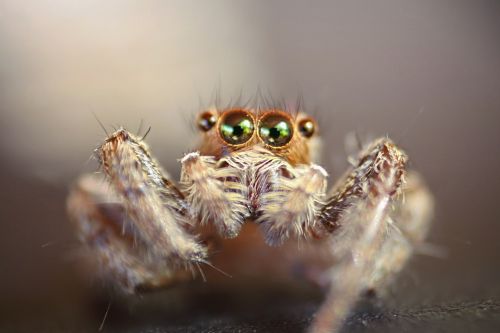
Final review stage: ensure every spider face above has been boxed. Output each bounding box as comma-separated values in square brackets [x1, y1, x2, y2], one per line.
[196, 109, 318, 165]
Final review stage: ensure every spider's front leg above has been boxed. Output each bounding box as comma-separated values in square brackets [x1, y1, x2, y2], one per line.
[67, 129, 207, 293]
[308, 138, 433, 333]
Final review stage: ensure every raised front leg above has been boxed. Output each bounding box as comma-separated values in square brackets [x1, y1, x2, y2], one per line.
[67, 129, 207, 293]
[309, 138, 433, 333]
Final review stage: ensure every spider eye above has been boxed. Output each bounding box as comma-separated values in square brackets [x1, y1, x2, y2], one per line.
[197, 112, 217, 131]
[298, 118, 315, 138]
[219, 110, 255, 145]
[258, 113, 293, 147]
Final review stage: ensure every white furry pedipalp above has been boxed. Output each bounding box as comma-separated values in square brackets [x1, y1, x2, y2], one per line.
[181, 145, 328, 245]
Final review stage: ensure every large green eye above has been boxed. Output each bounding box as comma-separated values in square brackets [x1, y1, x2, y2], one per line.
[219, 110, 255, 145]
[258, 113, 293, 147]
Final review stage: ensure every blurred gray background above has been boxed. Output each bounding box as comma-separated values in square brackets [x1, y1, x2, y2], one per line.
[1, 1, 499, 332]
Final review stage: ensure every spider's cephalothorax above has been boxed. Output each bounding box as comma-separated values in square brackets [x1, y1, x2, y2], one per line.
[67, 107, 433, 333]
[196, 108, 318, 164]
[183, 108, 325, 243]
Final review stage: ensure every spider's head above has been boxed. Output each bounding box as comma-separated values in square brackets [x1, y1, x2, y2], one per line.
[195, 108, 320, 165]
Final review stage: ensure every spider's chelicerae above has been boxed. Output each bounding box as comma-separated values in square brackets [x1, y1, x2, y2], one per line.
[67, 106, 433, 333]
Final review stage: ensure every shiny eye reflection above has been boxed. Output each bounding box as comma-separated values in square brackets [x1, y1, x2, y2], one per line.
[197, 112, 217, 131]
[298, 118, 315, 138]
[259, 114, 293, 147]
[219, 111, 254, 145]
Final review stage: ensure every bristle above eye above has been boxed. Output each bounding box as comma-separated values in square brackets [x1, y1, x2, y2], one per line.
[205, 88, 304, 119]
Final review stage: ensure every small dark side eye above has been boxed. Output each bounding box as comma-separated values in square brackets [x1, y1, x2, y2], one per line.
[197, 112, 217, 131]
[298, 118, 315, 138]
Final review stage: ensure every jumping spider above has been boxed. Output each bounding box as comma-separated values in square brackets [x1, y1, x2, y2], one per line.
[67, 107, 433, 333]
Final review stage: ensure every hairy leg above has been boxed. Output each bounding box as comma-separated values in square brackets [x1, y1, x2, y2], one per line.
[67, 129, 207, 293]
[308, 138, 433, 333]
[366, 171, 433, 292]
[67, 175, 188, 293]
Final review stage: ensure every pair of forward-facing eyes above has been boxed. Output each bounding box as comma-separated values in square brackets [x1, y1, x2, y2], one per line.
[197, 109, 316, 148]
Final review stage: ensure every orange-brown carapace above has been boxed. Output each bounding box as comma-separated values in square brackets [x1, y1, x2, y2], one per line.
[196, 108, 318, 165]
